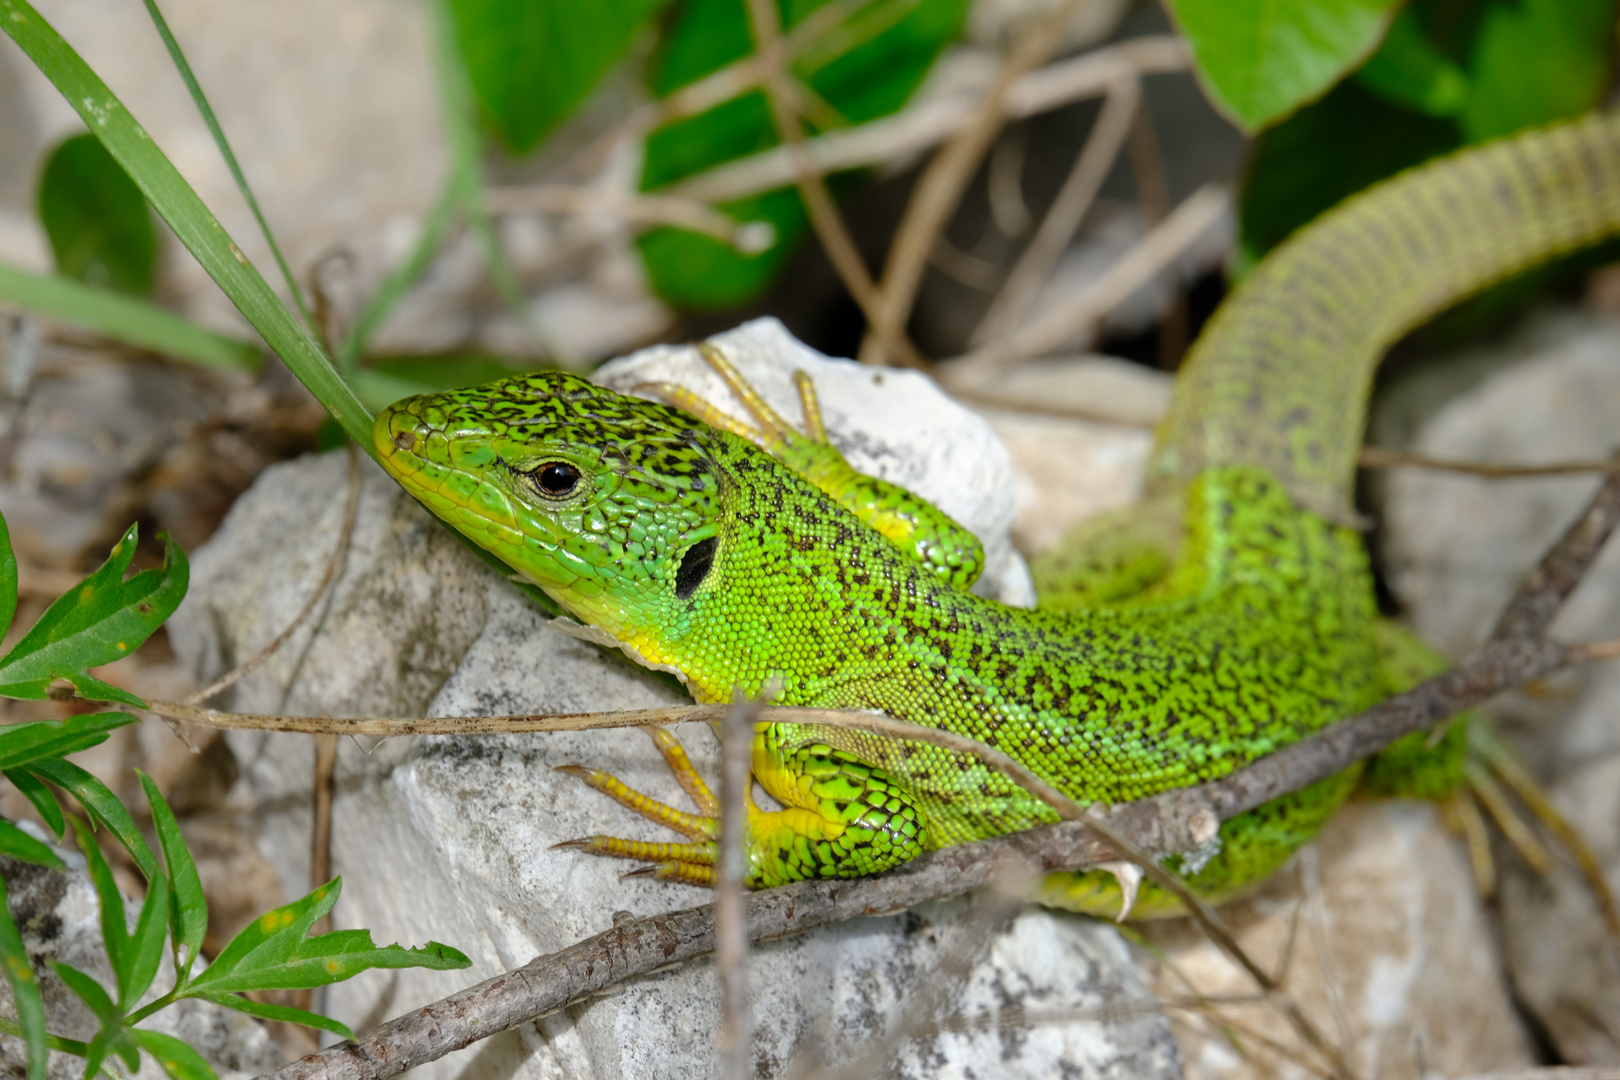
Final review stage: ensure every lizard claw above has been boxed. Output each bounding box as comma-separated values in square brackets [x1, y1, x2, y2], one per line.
[1097, 860, 1145, 922]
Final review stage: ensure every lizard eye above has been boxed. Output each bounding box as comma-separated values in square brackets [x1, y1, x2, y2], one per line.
[532, 461, 581, 498]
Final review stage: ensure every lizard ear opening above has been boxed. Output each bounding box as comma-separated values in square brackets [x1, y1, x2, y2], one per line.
[674, 536, 717, 600]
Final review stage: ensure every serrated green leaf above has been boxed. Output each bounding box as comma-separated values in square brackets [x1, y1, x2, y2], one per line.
[0, 263, 261, 372]
[29, 759, 160, 879]
[69, 818, 127, 982]
[1354, 6, 1469, 117]
[3, 769, 64, 839]
[0, 819, 61, 868]
[37, 133, 158, 297]
[119, 872, 168, 1012]
[0, 523, 187, 707]
[447, 0, 671, 153]
[0, 876, 49, 1080]
[190, 878, 469, 995]
[0, 510, 17, 641]
[131, 1028, 217, 1080]
[138, 773, 205, 978]
[1165, 0, 1401, 132]
[1459, 0, 1611, 142]
[53, 962, 119, 1026]
[191, 992, 353, 1040]
[0, 713, 137, 771]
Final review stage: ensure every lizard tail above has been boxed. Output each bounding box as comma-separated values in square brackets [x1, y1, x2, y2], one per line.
[1147, 110, 1620, 521]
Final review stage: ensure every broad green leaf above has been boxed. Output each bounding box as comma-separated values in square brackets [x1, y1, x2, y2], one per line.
[3, 769, 65, 839]
[190, 878, 469, 995]
[0, 819, 61, 868]
[0, 877, 48, 1080]
[53, 962, 118, 1026]
[191, 992, 353, 1040]
[119, 873, 168, 1011]
[638, 0, 966, 307]
[0, 713, 137, 771]
[130, 1029, 217, 1080]
[26, 759, 160, 878]
[138, 773, 205, 977]
[0, 264, 261, 372]
[0, 523, 187, 706]
[1164, 0, 1400, 131]
[1354, 7, 1469, 116]
[446, 0, 671, 153]
[1459, 0, 1612, 142]
[0, 509, 16, 640]
[70, 817, 127, 981]
[37, 133, 157, 296]
[84, 1024, 142, 1079]
[0, 0, 373, 447]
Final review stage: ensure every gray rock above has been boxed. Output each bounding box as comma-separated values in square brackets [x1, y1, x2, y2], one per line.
[1373, 306, 1620, 1064]
[168, 327, 1178, 1078]
[0, 845, 283, 1080]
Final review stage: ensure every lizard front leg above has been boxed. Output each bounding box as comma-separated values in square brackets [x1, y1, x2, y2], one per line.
[557, 725, 927, 887]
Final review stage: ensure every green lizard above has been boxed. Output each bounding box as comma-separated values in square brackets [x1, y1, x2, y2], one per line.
[373, 111, 1620, 919]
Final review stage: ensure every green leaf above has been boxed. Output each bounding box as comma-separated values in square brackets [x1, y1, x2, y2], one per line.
[1164, 0, 1401, 131]
[69, 817, 127, 982]
[637, 0, 966, 306]
[189, 878, 469, 995]
[0, 819, 61, 868]
[191, 993, 353, 1040]
[0, 876, 49, 1080]
[0, 264, 261, 372]
[0, 508, 16, 641]
[446, 0, 671, 153]
[119, 872, 168, 1011]
[1459, 0, 1612, 142]
[0, 0, 373, 447]
[37, 133, 157, 296]
[0, 523, 187, 706]
[0, 713, 138, 771]
[130, 1029, 217, 1080]
[26, 759, 160, 878]
[138, 773, 205, 978]
[4, 769, 65, 839]
[1354, 7, 1469, 116]
[84, 1025, 141, 1079]
[53, 962, 119, 1026]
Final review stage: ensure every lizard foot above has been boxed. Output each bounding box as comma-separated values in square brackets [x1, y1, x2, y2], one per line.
[555, 725, 928, 889]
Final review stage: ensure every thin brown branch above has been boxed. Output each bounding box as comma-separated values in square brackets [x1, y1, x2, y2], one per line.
[857, 0, 1092, 366]
[716, 691, 764, 1080]
[743, 0, 927, 369]
[181, 444, 363, 707]
[669, 37, 1189, 205]
[943, 184, 1230, 383]
[1358, 445, 1617, 478]
[482, 186, 772, 251]
[971, 75, 1140, 345]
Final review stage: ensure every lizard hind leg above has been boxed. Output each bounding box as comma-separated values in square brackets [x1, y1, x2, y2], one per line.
[554, 724, 929, 889]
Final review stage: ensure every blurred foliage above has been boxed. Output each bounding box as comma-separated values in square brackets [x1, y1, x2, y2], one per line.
[1239, 0, 1615, 265]
[37, 133, 158, 296]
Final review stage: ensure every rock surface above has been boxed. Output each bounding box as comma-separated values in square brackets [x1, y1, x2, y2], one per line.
[0, 846, 283, 1080]
[1373, 306, 1620, 1064]
[167, 326, 1181, 1079]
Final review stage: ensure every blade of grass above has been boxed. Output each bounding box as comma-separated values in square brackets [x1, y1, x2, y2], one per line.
[138, 0, 315, 334]
[0, 264, 260, 371]
[0, 878, 48, 1080]
[0, 0, 373, 447]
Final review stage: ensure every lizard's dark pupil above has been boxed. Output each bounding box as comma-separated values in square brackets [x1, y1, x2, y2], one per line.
[536, 462, 580, 496]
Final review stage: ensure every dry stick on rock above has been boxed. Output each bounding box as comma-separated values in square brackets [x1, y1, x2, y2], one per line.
[970, 73, 1141, 346]
[482, 186, 771, 252]
[743, 0, 927, 369]
[255, 463, 1620, 1080]
[855, 0, 1093, 366]
[714, 692, 765, 1080]
[669, 36, 1189, 206]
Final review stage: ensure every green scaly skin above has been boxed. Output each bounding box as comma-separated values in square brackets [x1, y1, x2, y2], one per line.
[374, 112, 1620, 917]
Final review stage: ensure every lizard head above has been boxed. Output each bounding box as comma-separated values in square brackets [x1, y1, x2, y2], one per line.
[374, 371, 730, 655]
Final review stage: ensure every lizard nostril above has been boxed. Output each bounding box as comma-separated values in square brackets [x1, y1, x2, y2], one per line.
[393, 430, 417, 452]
